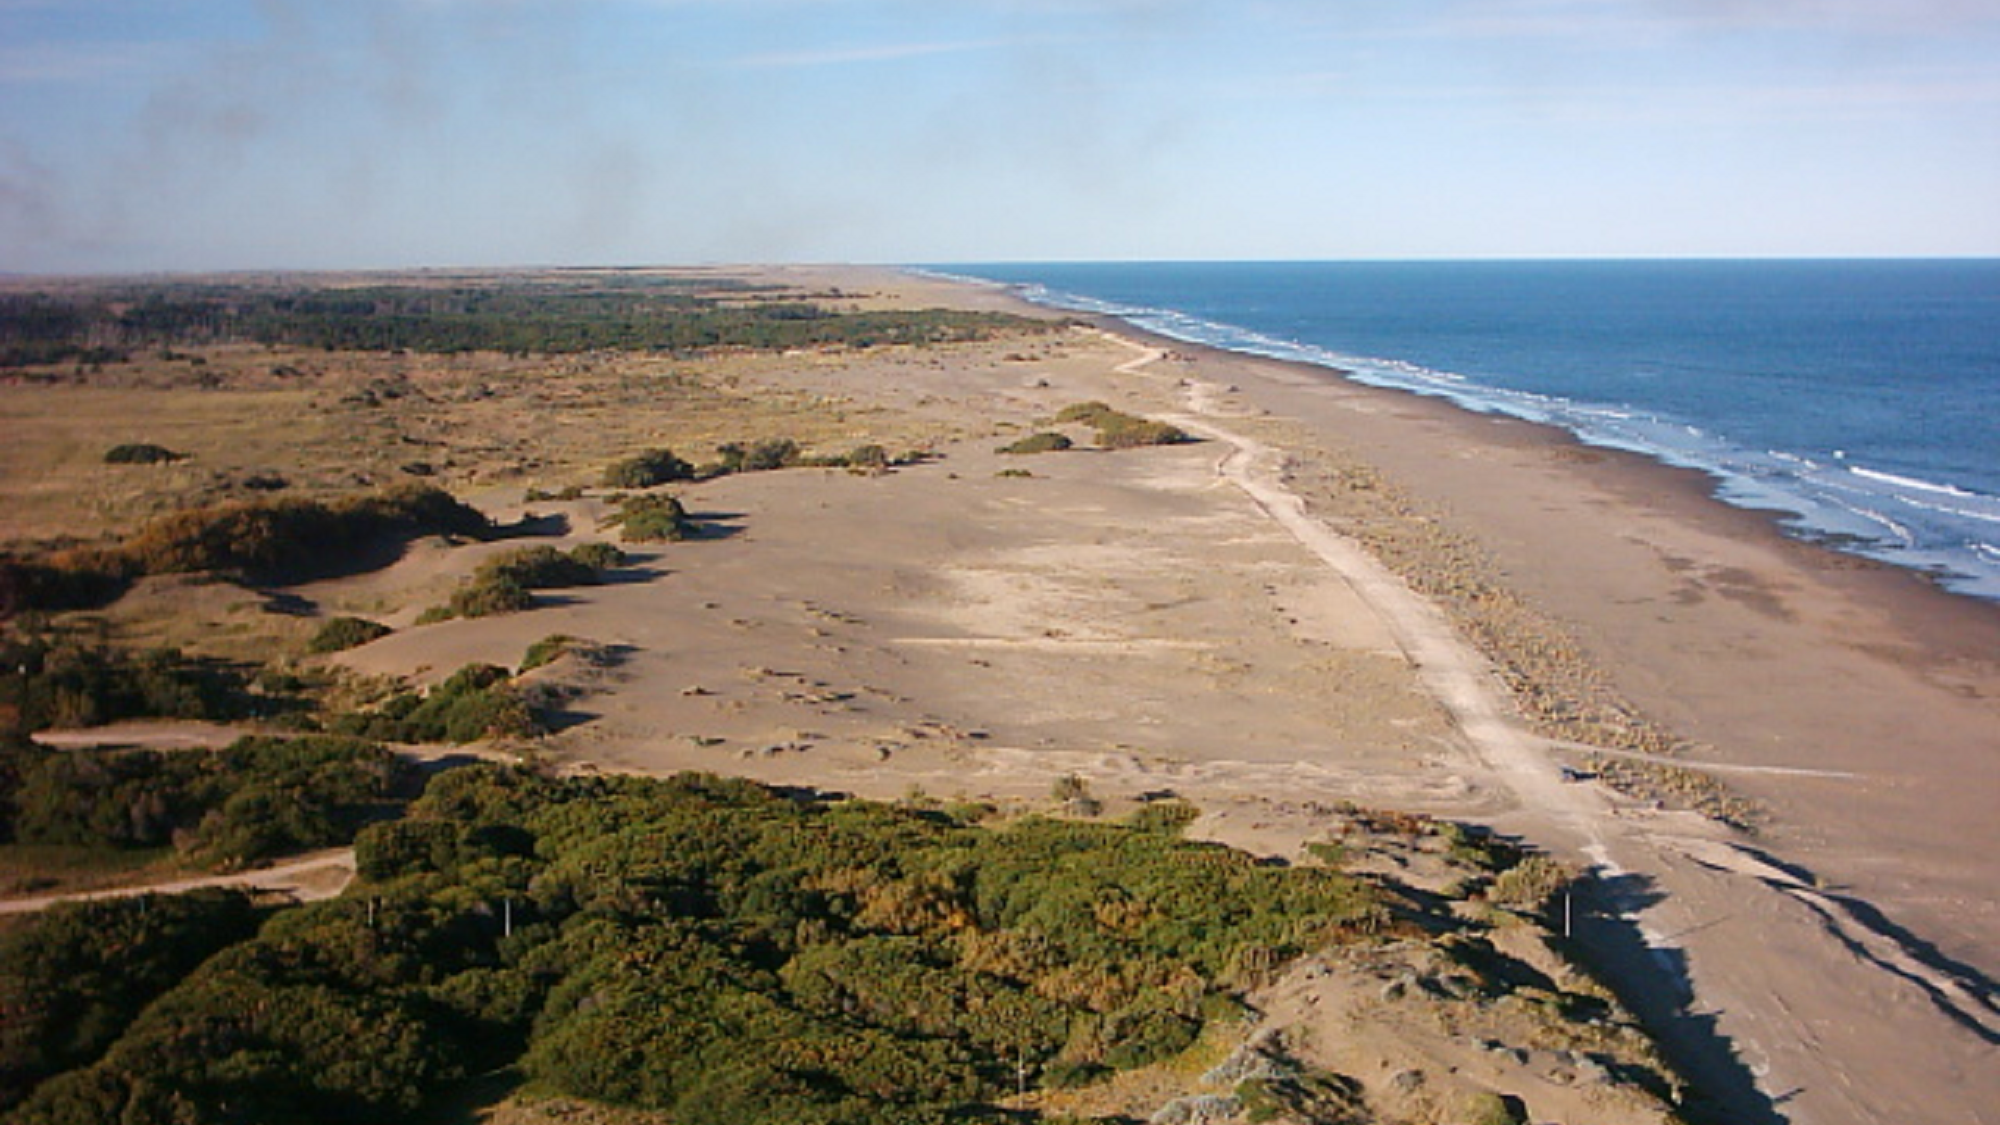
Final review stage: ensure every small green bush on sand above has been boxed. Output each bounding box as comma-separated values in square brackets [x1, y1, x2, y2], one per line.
[612, 494, 694, 543]
[419, 543, 625, 624]
[602, 449, 694, 489]
[307, 616, 392, 654]
[519, 634, 576, 673]
[998, 432, 1073, 455]
[103, 443, 185, 465]
[1053, 402, 1191, 449]
[328, 663, 539, 744]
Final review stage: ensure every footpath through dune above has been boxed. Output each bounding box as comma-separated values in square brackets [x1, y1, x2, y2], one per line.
[0, 849, 356, 916]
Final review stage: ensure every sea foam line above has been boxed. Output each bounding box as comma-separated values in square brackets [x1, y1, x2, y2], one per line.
[1848, 465, 1982, 499]
[989, 274, 2000, 603]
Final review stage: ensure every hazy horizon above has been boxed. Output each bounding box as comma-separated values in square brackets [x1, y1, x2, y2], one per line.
[5, 1, 1998, 274]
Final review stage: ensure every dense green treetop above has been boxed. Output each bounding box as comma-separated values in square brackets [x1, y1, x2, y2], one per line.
[4, 768, 1387, 1124]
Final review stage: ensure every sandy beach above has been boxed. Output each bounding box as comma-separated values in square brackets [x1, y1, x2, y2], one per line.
[106, 263, 1983, 1124]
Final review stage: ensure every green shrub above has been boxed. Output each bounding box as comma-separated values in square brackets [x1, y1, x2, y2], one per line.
[1054, 401, 1118, 426]
[1236, 1068, 1367, 1124]
[1488, 854, 1575, 914]
[520, 634, 576, 673]
[11, 902, 474, 1125]
[0, 890, 262, 1111]
[0, 637, 251, 733]
[613, 494, 694, 542]
[420, 574, 533, 623]
[842, 444, 891, 473]
[422, 543, 626, 624]
[724, 437, 800, 473]
[329, 664, 539, 744]
[1126, 799, 1199, 835]
[1051, 773, 1101, 816]
[998, 432, 1073, 455]
[1097, 417, 1191, 449]
[565, 541, 626, 571]
[602, 448, 694, 489]
[307, 616, 392, 654]
[1052, 402, 1190, 449]
[1098, 1004, 1201, 1070]
[0, 734, 403, 864]
[1465, 1091, 1529, 1125]
[476, 545, 599, 590]
[102, 442, 184, 465]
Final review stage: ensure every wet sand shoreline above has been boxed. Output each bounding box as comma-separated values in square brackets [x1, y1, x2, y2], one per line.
[1052, 294, 2000, 955]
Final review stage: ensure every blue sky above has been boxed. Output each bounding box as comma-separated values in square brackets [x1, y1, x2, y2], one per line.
[3, 0, 1997, 272]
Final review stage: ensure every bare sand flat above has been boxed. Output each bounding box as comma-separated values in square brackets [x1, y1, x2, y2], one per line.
[291, 266, 1997, 1125]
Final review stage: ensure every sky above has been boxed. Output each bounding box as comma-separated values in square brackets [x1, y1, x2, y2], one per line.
[2, 0, 1997, 272]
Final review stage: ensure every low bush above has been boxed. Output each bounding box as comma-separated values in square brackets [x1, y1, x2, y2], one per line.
[519, 634, 576, 673]
[612, 494, 694, 543]
[307, 616, 392, 654]
[602, 449, 694, 489]
[715, 437, 800, 475]
[841, 443, 891, 472]
[476, 545, 598, 590]
[998, 432, 1073, 455]
[102, 443, 185, 465]
[328, 664, 539, 744]
[1054, 401, 1119, 426]
[1052, 402, 1191, 449]
[1464, 1091, 1530, 1125]
[417, 575, 533, 624]
[1097, 417, 1191, 449]
[1487, 854, 1576, 914]
[420, 543, 624, 624]
[565, 541, 626, 571]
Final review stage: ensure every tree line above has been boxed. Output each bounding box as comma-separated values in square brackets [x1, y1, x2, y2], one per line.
[0, 281, 1053, 366]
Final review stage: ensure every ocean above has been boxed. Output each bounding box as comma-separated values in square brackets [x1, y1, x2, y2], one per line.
[936, 260, 2000, 603]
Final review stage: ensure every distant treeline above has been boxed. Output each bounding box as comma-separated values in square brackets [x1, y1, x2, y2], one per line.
[0, 280, 1051, 365]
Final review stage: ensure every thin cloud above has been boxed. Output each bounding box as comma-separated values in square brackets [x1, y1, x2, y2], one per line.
[1238, 65, 2000, 128]
[731, 34, 1064, 69]
[0, 40, 174, 84]
[1342, 0, 2000, 46]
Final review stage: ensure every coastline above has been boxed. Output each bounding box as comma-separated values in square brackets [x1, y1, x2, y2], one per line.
[1074, 302, 2000, 958]
[939, 261, 2000, 607]
[897, 267, 2000, 1122]
[11, 262, 1989, 1122]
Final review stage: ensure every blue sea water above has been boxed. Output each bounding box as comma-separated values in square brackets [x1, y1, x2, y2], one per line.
[934, 260, 2000, 603]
